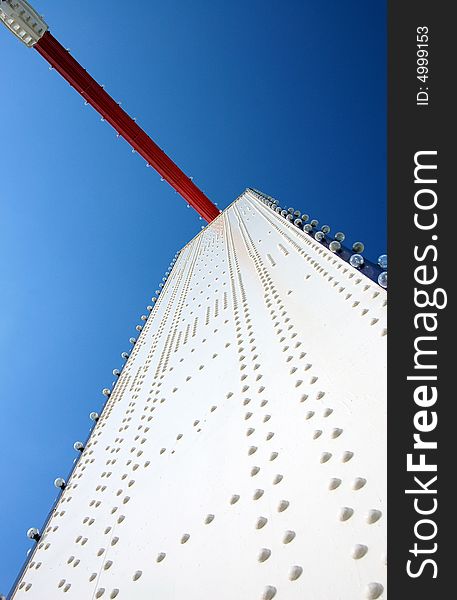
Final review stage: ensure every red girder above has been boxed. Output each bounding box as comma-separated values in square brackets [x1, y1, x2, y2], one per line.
[34, 31, 220, 223]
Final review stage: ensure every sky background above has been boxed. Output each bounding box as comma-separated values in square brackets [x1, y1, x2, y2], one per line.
[0, 0, 386, 593]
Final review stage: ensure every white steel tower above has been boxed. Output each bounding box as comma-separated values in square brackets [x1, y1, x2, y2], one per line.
[9, 189, 387, 600]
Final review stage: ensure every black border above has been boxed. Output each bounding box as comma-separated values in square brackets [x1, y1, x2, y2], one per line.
[389, 1, 452, 595]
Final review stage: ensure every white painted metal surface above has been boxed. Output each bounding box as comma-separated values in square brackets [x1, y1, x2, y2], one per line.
[0, 0, 47, 47]
[11, 190, 387, 599]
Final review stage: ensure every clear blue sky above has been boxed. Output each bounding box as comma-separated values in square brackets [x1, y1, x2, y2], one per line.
[0, 0, 386, 592]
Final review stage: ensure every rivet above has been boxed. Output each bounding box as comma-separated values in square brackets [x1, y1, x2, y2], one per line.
[256, 516, 268, 529]
[352, 544, 368, 559]
[283, 530, 296, 544]
[289, 565, 303, 581]
[251, 466, 260, 476]
[320, 452, 332, 463]
[328, 478, 342, 490]
[253, 489, 264, 500]
[95, 589, 105, 598]
[258, 548, 271, 562]
[104, 560, 113, 570]
[352, 477, 367, 490]
[342, 451, 354, 462]
[273, 474, 283, 485]
[365, 582, 384, 599]
[247, 428, 255, 436]
[132, 570, 142, 581]
[269, 452, 278, 461]
[204, 514, 215, 524]
[323, 408, 333, 417]
[89, 573, 97, 582]
[338, 506, 354, 521]
[295, 380, 303, 387]
[313, 429, 322, 439]
[367, 509, 382, 524]
[156, 552, 166, 562]
[245, 412, 253, 420]
[278, 500, 289, 512]
[305, 411, 314, 420]
[230, 494, 240, 505]
[263, 415, 271, 422]
[110, 590, 119, 599]
[331, 428, 343, 438]
[262, 585, 277, 600]
[248, 446, 258, 455]
[266, 432, 274, 440]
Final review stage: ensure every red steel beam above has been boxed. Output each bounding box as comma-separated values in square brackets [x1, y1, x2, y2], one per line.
[34, 31, 220, 223]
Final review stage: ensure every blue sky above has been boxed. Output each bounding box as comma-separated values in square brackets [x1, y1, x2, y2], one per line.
[0, 0, 386, 592]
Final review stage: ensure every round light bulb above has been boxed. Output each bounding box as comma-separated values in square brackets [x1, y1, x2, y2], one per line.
[378, 271, 388, 288]
[26, 527, 40, 541]
[349, 254, 364, 268]
[54, 477, 66, 489]
[352, 241, 365, 253]
[378, 254, 388, 269]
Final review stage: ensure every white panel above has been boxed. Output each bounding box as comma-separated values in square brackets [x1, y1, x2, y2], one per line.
[11, 191, 387, 600]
